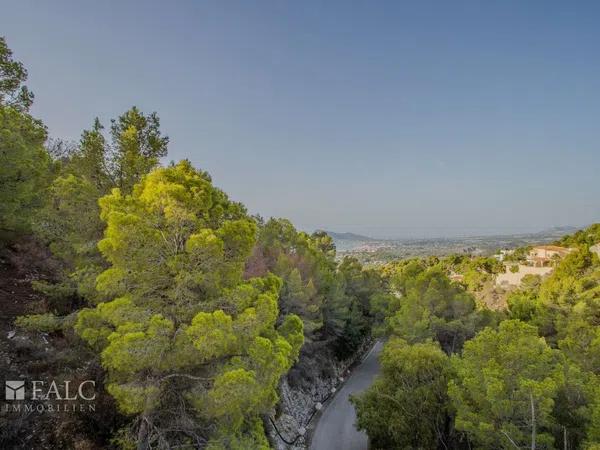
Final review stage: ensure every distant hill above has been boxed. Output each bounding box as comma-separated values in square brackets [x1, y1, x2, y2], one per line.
[321, 231, 377, 242]
[532, 225, 580, 236]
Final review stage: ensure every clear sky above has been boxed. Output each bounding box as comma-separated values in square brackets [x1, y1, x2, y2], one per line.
[2, 1, 599, 238]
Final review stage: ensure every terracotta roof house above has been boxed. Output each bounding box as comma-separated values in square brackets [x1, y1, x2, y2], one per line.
[527, 245, 574, 267]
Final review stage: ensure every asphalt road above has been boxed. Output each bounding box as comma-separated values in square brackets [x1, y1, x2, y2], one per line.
[310, 340, 383, 450]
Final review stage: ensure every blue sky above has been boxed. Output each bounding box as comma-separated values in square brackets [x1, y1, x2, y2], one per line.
[2, 1, 599, 238]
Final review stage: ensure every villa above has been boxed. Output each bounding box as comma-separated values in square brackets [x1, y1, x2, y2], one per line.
[527, 245, 574, 267]
[496, 244, 575, 287]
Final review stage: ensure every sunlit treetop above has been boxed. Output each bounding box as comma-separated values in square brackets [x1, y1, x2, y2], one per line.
[0, 36, 33, 111]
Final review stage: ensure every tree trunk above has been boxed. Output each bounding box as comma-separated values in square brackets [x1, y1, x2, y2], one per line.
[530, 392, 536, 450]
[137, 416, 149, 450]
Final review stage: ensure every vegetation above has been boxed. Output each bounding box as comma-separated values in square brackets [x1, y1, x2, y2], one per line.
[378, 259, 498, 353]
[3, 34, 600, 449]
[33, 106, 170, 308]
[1, 37, 382, 449]
[351, 338, 453, 449]
[449, 320, 563, 448]
[0, 37, 50, 240]
[556, 224, 600, 247]
[73, 161, 304, 447]
[353, 224, 600, 449]
[246, 218, 386, 358]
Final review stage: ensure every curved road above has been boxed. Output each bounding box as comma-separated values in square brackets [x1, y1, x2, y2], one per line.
[310, 340, 383, 450]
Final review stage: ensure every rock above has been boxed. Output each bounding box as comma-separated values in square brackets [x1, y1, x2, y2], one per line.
[7, 330, 16, 339]
[268, 338, 374, 449]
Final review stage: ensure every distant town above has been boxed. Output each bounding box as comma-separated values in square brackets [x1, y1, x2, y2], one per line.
[327, 226, 582, 265]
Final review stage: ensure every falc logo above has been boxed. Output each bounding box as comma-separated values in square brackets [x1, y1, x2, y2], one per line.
[4, 380, 96, 401]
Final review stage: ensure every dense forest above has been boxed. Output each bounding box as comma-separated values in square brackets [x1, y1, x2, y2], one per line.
[0, 37, 387, 449]
[2, 35, 600, 450]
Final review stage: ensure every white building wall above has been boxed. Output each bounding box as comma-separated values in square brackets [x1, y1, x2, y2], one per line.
[495, 265, 554, 287]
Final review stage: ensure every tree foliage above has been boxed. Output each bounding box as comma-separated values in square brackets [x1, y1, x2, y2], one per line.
[246, 218, 383, 358]
[384, 262, 494, 354]
[0, 106, 50, 238]
[0, 36, 34, 111]
[0, 38, 51, 240]
[357, 226, 600, 449]
[449, 320, 563, 449]
[556, 224, 600, 248]
[33, 107, 169, 306]
[352, 338, 453, 449]
[74, 162, 303, 447]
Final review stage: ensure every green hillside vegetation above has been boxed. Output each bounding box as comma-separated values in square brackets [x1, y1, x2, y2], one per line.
[556, 224, 600, 247]
[352, 224, 600, 449]
[1, 37, 383, 449]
